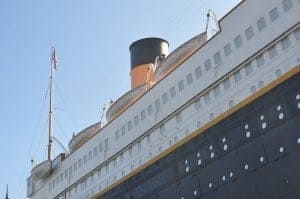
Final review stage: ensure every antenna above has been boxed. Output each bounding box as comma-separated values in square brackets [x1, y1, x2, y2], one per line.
[5, 184, 9, 199]
[205, 10, 220, 36]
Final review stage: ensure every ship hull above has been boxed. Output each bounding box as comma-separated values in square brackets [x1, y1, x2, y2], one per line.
[98, 72, 300, 199]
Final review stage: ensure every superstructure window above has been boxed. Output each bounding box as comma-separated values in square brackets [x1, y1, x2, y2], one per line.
[268, 46, 278, 59]
[148, 104, 153, 115]
[186, 73, 193, 85]
[194, 98, 201, 111]
[83, 155, 87, 164]
[78, 159, 82, 168]
[234, 70, 242, 83]
[127, 120, 132, 131]
[256, 55, 265, 67]
[159, 124, 166, 134]
[224, 43, 232, 56]
[257, 17, 267, 31]
[141, 110, 146, 121]
[170, 86, 176, 98]
[115, 130, 119, 140]
[204, 59, 212, 71]
[93, 146, 98, 156]
[223, 78, 231, 91]
[104, 138, 109, 151]
[214, 52, 221, 65]
[162, 92, 168, 104]
[269, 7, 279, 22]
[133, 115, 139, 126]
[99, 143, 103, 152]
[213, 85, 221, 98]
[295, 28, 300, 41]
[178, 80, 184, 92]
[89, 151, 92, 160]
[176, 112, 182, 124]
[195, 66, 202, 79]
[283, 0, 292, 12]
[234, 35, 242, 48]
[245, 63, 253, 76]
[204, 93, 211, 104]
[121, 125, 126, 136]
[281, 36, 291, 50]
[138, 141, 142, 151]
[146, 134, 151, 143]
[155, 98, 160, 110]
[245, 26, 254, 40]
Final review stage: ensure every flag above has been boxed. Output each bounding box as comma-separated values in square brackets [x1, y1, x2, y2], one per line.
[51, 47, 58, 70]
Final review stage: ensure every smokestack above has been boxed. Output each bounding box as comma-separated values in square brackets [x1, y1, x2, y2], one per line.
[129, 38, 169, 89]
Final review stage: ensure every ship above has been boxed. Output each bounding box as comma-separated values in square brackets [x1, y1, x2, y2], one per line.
[26, 0, 300, 198]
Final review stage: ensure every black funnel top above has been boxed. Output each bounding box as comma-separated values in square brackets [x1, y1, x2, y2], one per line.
[129, 38, 169, 69]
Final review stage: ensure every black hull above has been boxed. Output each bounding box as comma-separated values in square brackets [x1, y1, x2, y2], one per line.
[99, 72, 300, 199]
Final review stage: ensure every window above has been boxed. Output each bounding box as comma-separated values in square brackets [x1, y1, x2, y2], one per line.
[204, 59, 212, 71]
[195, 66, 202, 79]
[281, 36, 290, 50]
[65, 169, 68, 178]
[99, 143, 103, 152]
[245, 63, 253, 76]
[141, 110, 146, 120]
[159, 124, 166, 134]
[275, 69, 282, 77]
[268, 46, 277, 59]
[257, 17, 266, 31]
[78, 159, 82, 168]
[93, 147, 98, 156]
[176, 112, 182, 124]
[269, 7, 279, 22]
[89, 151, 93, 160]
[147, 105, 153, 115]
[129, 147, 133, 157]
[138, 141, 142, 151]
[214, 52, 221, 65]
[256, 55, 265, 67]
[104, 138, 109, 151]
[115, 130, 119, 140]
[258, 80, 264, 88]
[251, 86, 257, 93]
[234, 70, 242, 83]
[245, 26, 254, 40]
[133, 115, 139, 126]
[234, 35, 242, 48]
[178, 80, 184, 91]
[162, 92, 168, 104]
[283, 0, 292, 12]
[213, 86, 221, 98]
[224, 43, 232, 56]
[223, 78, 231, 90]
[204, 93, 211, 104]
[121, 125, 126, 136]
[127, 120, 132, 131]
[170, 86, 176, 98]
[295, 28, 300, 41]
[146, 134, 151, 143]
[69, 166, 73, 176]
[186, 73, 193, 85]
[194, 98, 201, 111]
[155, 98, 160, 110]
[229, 100, 234, 108]
[83, 155, 87, 164]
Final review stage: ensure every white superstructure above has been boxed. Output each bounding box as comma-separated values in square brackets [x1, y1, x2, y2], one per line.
[27, 0, 300, 198]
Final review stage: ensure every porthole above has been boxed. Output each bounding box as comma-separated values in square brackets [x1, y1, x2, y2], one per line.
[275, 69, 282, 77]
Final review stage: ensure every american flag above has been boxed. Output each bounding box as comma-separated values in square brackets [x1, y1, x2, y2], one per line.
[51, 47, 58, 70]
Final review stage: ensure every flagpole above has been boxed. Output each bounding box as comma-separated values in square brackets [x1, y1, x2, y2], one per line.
[47, 47, 54, 160]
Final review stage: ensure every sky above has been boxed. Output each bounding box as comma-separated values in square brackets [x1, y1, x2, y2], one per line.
[0, 0, 240, 198]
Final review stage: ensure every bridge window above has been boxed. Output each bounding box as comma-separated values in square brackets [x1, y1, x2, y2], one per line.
[281, 36, 291, 51]
[283, 0, 292, 12]
[178, 80, 184, 92]
[245, 26, 254, 40]
[224, 43, 232, 56]
[268, 46, 278, 59]
[195, 66, 202, 78]
[270, 7, 279, 22]
[204, 59, 212, 71]
[257, 17, 267, 31]
[256, 54, 265, 67]
[170, 86, 176, 98]
[234, 35, 242, 48]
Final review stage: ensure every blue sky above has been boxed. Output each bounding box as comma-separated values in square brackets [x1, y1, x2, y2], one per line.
[0, 0, 240, 198]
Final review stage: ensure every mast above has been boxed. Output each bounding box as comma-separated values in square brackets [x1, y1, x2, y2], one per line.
[5, 184, 8, 199]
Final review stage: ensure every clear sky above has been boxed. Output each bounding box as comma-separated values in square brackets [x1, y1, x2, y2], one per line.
[0, 0, 240, 198]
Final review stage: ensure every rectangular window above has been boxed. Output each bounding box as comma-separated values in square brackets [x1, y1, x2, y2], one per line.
[223, 78, 231, 90]
[194, 98, 201, 111]
[234, 35, 242, 48]
[195, 66, 202, 79]
[99, 143, 103, 152]
[133, 115, 139, 126]
[204, 59, 212, 71]
[224, 43, 232, 56]
[245, 26, 254, 40]
[127, 120, 132, 131]
[268, 46, 278, 59]
[83, 155, 87, 164]
[69, 166, 73, 177]
[89, 151, 93, 160]
[65, 170, 68, 178]
[281, 36, 291, 51]
[162, 92, 168, 104]
[257, 17, 266, 31]
[115, 130, 119, 140]
[234, 70, 242, 83]
[269, 7, 279, 22]
[295, 27, 300, 41]
[155, 98, 160, 110]
[178, 80, 184, 91]
[104, 138, 109, 151]
[204, 93, 211, 104]
[146, 134, 151, 143]
[121, 125, 126, 136]
[93, 147, 98, 156]
[138, 141, 142, 151]
[176, 112, 182, 124]
[245, 63, 253, 76]
[73, 162, 77, 172]
[159, 124, 166, 134]
[214, 52, 221, 65]
[256, 55, 265, 67]
[141, 110, 146, 120]
[283, 0, 292, 12]
[213, 85, 221, 98]
[147, 105, 153, 115]
[78, 159, 82, 168]
[186, 73, 193, 85]
[129, 147, 133, 157]
[170, 86, 176, 98]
